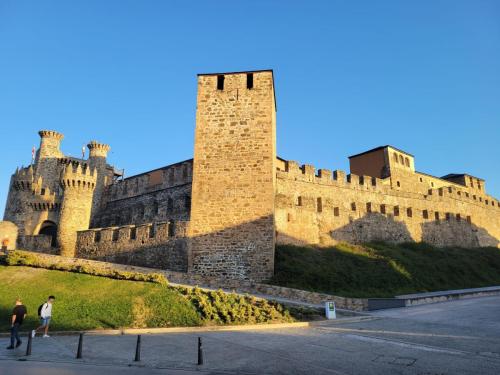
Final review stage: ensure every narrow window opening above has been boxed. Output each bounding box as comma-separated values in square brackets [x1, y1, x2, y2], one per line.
[445, 212, 451, 221]
[423, 209, 429, 219]
[296, 196, 302, 206]
[168, 221, 175, 237]
[287, 213, 292, 222]
[366, 202, 372, 213]
[456, 213, 461, 221]
[394, 206, 400, 216]
[380, 204, 386, 214]
[351, 202, 356, 211]
[397, 181, 401, 187]
[149, 225, 155, 238]
[112, 230, 119, 242]
[435, 211, 440, 221]
[217, 75, 225, 90]
[130, 227, 136, 240]
[246, 73, 254, 89]
[405, 157, 410, 167]
[407, 207, 412, 217]
[316, 197, 323, 213]
[95, 231, 101, 243]
[466, 215, 471, 223]
[333, 207, 340, 217]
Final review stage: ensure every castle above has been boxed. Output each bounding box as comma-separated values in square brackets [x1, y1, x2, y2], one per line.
[3, 70, 500, 282]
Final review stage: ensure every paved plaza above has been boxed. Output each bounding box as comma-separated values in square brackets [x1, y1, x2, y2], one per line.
[1, 295, 500, 374]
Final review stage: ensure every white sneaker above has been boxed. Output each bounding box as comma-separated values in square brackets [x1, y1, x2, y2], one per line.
[31, 330, 35, 338]
[43, 334, 50, 338]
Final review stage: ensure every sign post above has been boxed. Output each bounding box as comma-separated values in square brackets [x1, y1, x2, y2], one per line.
[325, 301, 336, 319]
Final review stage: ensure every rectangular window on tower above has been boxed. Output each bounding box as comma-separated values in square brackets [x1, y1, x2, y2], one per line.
[217, 75, 225, 90]
[246, 73, 254, 89]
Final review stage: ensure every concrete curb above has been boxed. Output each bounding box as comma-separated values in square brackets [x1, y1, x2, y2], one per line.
[0, 322, 310, 338]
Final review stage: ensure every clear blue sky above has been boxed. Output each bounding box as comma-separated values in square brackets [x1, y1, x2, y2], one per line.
[1, 0, 499, 215]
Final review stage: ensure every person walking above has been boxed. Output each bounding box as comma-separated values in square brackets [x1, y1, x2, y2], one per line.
[7, 298, 27, 349]
[32, 295, 55, 338]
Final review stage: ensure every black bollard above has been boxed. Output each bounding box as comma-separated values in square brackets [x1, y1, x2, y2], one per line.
[25, 332, 32, 356]
[134, 335, 141, 362]
[76, 333, 83, 359]
[197, 337, 203, 365]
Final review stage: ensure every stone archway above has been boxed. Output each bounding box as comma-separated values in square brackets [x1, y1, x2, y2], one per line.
[38, 220, 58, 247]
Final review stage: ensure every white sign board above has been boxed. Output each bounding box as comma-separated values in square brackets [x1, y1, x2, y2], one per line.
[325, 301, 336, 319]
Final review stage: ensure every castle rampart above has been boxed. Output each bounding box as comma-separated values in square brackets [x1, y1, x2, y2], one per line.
[75, 220, 188, 271]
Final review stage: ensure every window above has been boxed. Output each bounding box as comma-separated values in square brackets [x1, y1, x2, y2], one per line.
[478, 181, 482, 190]
[456, 214, 461, 221]
[405, 157, 410, 167]
[431, 182, 434, 187]
[95, 231, 101, 242]
[457, 191, 461, 196]
[112, 230, 119, 241]
[399, 155, 404, 164]
[246, 73, 254, 89]
[351, 202, 356, 211]
[168, 221, 175, 236]
[465, 192, 469, 198]
[397, 181, 401, 187]
[393, 153, 398, 163]
[466, 216, 471, 224]
[380, 204, 386, 214]
[479, 197, 482, 202]
[435, 212, 440, 221]
[485, 199, 489, 205]
[366, 202, 372, 213]
[316, 197, 323, 213]
[149, 225, 155, 238]
[445, 213, 451, 221]
[217, 75, 225, 90]
[394, 206, 400, 216]
[473, 195, 476, 200]
[296, 196, 302, 206]
[287, 213, 292, 222]
[423, 209, 429, 219]
[407, 208, 412, 217]
[41, 188, 46, 195]
[184, 195, 191, 210]
[130, 227, 136, 240]
[419, 177, 423, 182]
[333, 207, 340, 217]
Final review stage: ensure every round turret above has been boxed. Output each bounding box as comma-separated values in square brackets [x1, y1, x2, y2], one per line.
[87, 141, 110, 159]
[57, 164, 97, 257]
[37, 130, 64, 160]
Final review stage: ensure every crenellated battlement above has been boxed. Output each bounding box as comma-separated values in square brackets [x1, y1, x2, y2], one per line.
[38, 130, 64, 140]
[277, 159, 500, 210]
[60, 164, 97, 191]
[87, 140, 110, 158]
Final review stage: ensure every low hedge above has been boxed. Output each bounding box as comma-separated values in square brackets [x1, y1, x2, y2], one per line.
[5, 250, 168, 286]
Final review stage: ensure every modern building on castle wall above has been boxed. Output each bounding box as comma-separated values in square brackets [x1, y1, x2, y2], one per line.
[2, 70, 500, 282]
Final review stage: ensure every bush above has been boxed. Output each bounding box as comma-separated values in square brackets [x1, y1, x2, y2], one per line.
[5, 250, 168, 286]
[178, 287, 293, 325]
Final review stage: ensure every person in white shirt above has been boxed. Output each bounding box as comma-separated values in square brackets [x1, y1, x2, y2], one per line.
[32, 295, 55, 338]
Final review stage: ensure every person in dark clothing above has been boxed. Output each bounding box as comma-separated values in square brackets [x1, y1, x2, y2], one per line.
[7, 298, 27, 349]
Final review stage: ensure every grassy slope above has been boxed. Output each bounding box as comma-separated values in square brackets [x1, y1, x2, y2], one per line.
[0, 266, 292, 332]
[269, 243, 500, 298]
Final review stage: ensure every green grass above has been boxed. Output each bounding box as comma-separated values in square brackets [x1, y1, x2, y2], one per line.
[269, 242, 500, 298]
[0, 265, 292, 332]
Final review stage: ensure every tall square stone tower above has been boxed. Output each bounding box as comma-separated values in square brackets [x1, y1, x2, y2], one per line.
[189, 70, 277, 281]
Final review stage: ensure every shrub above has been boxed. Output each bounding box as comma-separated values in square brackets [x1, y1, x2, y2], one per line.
[5, 250, 168, 286]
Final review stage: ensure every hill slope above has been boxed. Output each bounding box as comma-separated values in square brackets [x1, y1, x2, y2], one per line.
[269, 243, 500, 298]
[0, 265, 292, 331]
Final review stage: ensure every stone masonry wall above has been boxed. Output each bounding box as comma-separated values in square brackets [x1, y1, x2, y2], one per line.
[76, 221, 189, 271]
[93, 160, 193, 227]
[275, 160, 500, 248]
[189, 71, 277, 281]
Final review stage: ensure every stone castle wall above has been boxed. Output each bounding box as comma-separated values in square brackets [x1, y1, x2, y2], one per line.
[92, 160, 192, 228]
[75, 220, 189, 271]
[275, 160, 500, 248]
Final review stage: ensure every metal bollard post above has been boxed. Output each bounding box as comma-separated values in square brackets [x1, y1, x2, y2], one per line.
[197, 337, 203, 365]
[25, 332, 32, 356]
[134, 335, 141, 362]
[76, 333, 83, 359]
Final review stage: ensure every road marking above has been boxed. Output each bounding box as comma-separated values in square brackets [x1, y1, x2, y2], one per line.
[316, 326, 482, 340]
